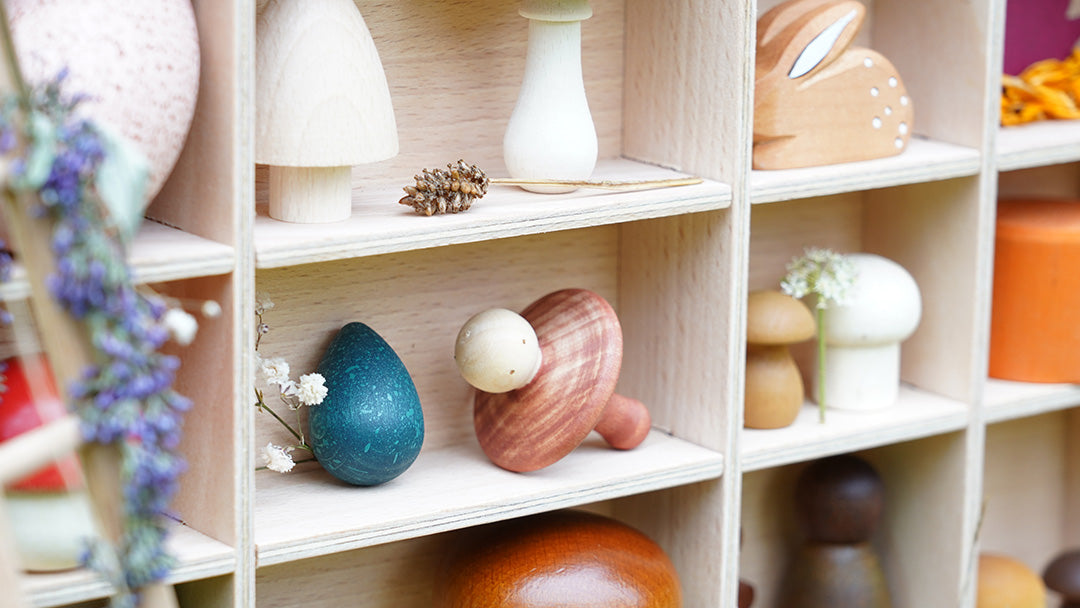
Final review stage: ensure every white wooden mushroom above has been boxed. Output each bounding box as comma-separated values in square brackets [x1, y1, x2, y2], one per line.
[814, 253, 921, 410]
[503, 0, 598, 193]
[256, 0, 398, 223]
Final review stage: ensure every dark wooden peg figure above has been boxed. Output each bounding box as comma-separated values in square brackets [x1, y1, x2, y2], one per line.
[1045, 549, 1080, 607]
[779, 454, 892, 608]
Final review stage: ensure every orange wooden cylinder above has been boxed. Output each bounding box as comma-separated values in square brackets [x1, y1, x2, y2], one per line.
[990, 199, 1080, 382]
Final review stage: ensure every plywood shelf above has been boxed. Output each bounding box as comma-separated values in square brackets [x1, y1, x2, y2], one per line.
[253, 158, 729, 268]
[0, 219, 235, 301]
[997, 120, 1080, 171]
[21, 521, 236, 608]
[750, 137, 981, 204]
[740, 385, 970, 472]
[253, 430, 722, 567]
[983, 378, 1080, 424]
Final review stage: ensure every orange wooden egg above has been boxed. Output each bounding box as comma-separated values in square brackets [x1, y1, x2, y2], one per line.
[435, 510, 682, 608]
[990, 199, 1080, 382]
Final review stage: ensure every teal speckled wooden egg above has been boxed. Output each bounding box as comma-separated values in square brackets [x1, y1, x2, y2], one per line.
[310, 322, 424, 486]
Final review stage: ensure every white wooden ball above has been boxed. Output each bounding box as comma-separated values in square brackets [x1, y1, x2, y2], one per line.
[7, 0, 201, 201]
[455, 308, 542, 394]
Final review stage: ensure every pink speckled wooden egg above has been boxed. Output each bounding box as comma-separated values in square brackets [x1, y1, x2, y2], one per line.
[7, 0, 201, 200]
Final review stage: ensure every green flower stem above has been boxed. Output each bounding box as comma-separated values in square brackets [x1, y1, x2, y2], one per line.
[255, 388, 305, 446]
[817, 307, 826, 424]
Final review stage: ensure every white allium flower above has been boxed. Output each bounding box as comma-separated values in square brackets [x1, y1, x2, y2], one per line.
[781, 247, 857, 309]
[255, 292, 275, 315]
[260, 357, 291, 387]
[262, 443, 295, 473]
[163, 308, 199, 346]
[296, 373, 328, 406]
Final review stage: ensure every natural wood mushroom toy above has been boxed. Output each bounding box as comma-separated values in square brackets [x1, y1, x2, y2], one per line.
[977, 553, 1046, 608]
[1044, 549, 1080, 607]
[455, 289, 651, 472]
[256, 0, 398, 223]
[780, 454, 892, 607]
[745, 290, 816, 429]
[434, 510, 682, 607]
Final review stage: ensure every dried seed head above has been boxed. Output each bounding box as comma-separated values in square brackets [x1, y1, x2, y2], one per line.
[399, 160, 490, 215]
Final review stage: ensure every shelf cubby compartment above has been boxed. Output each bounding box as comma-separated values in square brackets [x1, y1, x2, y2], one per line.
[741, 431, 973, 608]
[747, 179, 987, 436]
[251, 203, 735, 602]
[254, 494, 687, 608]
[21, 521, 235, 608]
[980, 410, 1080, 585]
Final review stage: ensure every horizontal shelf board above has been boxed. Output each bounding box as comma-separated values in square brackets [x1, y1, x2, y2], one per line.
[23, 520, 235, 607]
[253, 159, 730, 268]
[254, 430, 723, 566]
[983, 378, 1080, 424]
[997, 120, 1080, 171]
[740, 384, 970, 472]
[0, 220, 235, 301]
[750, 137, 981, 204]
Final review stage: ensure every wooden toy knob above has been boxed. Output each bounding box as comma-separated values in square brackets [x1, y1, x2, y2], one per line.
[978, 553, 1046, 608]
[794, 454, 884, 544]
[471, 289, 651, 472]
[1045, 549, 1080, 607]
[435, 510, 681, 608]
[455, 308, 542, 393]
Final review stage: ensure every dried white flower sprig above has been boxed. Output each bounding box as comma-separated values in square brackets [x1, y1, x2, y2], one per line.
[780, 247, 857, 423]
[253, 293, 327, 472]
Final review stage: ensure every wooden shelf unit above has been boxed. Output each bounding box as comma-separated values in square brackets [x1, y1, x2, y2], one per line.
[11, 0, 1080, 606]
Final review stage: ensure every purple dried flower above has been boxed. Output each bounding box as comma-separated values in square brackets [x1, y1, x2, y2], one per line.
[0, 73, 190, 600]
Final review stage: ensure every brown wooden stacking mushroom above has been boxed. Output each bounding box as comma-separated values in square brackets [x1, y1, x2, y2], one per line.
[744, 290, 816, 429]
[464, 289, 651, 472]
[434, 510, 682, 608]
[1044, 549, 1080, 607]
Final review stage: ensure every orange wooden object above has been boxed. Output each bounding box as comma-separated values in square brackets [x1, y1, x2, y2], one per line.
[473, 289, 651, 472]
[990, 199, 1080, 382]
[435, 510, 682, 608]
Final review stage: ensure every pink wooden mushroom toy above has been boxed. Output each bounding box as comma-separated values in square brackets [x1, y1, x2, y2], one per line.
[455, 289, 651, 472]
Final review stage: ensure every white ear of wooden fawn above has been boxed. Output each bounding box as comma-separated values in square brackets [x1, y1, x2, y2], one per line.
[455, 308, 543, 394]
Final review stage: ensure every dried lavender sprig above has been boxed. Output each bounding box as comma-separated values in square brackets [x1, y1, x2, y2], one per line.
[0, 74, 189, 604]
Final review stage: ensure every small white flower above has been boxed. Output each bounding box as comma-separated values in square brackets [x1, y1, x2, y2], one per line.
[260, 357, 291, 387]
[262, 443, 295, 473]
[202, 300, 222, 318]
[781, 247, 857, 309]
[296, 373, 328, 406]
[255, 292, 275, 315]
[163, 308, 199, 346]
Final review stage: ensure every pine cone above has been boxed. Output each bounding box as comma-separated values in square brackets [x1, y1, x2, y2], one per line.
[399, 160, 490, 216]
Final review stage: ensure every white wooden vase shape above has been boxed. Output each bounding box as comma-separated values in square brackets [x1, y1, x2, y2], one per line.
[256, 0, 398, 223]
[813, 253, 921, 411]
[503, 0, 598, 194]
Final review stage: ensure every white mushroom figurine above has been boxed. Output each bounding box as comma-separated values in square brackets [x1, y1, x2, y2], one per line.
[815, 253, 921, 410]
